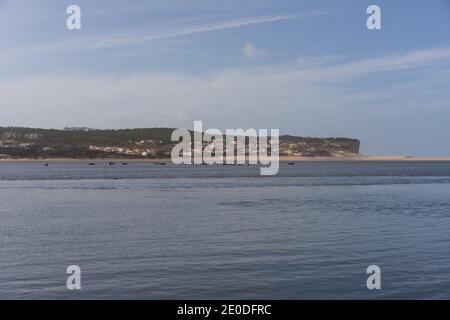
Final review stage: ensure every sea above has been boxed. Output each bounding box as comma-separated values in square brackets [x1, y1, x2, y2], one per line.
[1, 161, 450, 299]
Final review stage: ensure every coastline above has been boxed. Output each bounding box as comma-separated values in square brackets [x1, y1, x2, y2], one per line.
[1, 156, 450, 163]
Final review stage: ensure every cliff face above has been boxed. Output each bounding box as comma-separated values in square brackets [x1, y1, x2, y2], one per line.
[0, 127, 360, 159]
[280, 136, 360, 157]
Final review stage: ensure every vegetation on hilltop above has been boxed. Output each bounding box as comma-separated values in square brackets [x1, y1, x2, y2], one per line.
[0, 127, 360, 159]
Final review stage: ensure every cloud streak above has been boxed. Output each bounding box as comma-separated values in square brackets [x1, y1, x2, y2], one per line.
[83, 11, 329, 49]
[284, 47, 450, 82]
[0, 9, 330, 67]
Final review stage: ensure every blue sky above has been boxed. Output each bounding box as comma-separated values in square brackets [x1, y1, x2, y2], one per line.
[0, 0, 449, 155]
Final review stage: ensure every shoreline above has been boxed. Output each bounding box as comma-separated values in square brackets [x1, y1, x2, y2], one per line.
[1, 156, 450, 163]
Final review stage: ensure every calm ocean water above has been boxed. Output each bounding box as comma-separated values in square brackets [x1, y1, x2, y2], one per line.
[1, 161, 450, 299]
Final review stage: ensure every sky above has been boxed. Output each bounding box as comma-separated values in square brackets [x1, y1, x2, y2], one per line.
[0, 0, 449, 155]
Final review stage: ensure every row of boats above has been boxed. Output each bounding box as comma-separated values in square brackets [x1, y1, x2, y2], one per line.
[44, 162, 296, 166]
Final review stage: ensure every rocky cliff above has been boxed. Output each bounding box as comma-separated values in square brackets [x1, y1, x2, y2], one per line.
[279, 136, 360, 157]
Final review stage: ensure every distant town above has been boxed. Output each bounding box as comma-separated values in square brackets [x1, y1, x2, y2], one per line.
[0, 127, 360, 159]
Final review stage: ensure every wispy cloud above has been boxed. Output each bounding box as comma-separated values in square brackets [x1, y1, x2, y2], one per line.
[292, 47, 450, 82]
[242, 42, 266, 58]
[297, 55, 343, 68]
[84, 11, 329, 49]
[0, 10, 330, 66]
[328, 47, 450, 78]
[1, 47, 449, 127]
